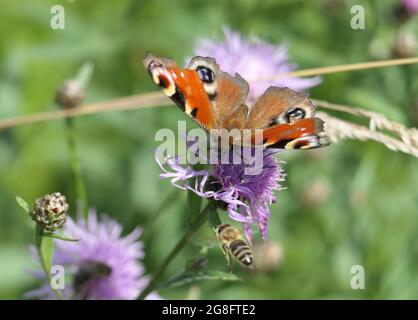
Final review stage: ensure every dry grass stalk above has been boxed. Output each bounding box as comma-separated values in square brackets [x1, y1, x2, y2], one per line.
[0, 91, 169, 131]
[314, 99, 418, 149]
[318, 111, 418, 158]
[251, 57, 418, 82]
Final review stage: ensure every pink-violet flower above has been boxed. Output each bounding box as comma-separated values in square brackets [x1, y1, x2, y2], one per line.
[190, 27, 321, 104]
[157, 148, 285, 244]
[26, 210, 161, 300]
[402, 0, 418, 14]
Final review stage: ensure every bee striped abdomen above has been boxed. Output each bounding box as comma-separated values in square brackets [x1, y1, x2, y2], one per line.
[216, 223, 254, 269]
[230, 239, 253, 268]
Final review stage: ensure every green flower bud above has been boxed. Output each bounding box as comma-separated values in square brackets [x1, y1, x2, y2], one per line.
[30, 192, 69, 232]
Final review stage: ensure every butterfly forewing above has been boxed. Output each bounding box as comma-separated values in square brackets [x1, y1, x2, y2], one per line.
[187, 56, 250, 130]
[144, 53, 216, 129]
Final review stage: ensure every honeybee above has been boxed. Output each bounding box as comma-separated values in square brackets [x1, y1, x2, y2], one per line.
[216, 223, 253, 270]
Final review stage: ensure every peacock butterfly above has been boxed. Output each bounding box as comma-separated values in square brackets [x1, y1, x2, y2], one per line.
[143, 53, 330, 150]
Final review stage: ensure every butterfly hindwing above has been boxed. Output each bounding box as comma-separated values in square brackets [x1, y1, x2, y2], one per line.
[245, 86, 315, 129]
[258, 118, 329, 149]
[245, 87, 329, 149]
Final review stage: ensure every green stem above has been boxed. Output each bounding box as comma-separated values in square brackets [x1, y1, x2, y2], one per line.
[137, 202, 212, 300]
[65, 117, 88, 218]
[35, 226, 63, 300]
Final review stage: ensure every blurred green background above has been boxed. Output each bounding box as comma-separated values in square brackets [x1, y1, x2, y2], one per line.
[1, 0, 418, 299]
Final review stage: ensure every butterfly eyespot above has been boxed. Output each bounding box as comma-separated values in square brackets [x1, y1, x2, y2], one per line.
[270, 107, 307, 126]
[284, 108, 306, 123]
[196, 66, 215, 83]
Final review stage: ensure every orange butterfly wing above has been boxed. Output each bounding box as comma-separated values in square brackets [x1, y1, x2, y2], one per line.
[244, 87, 329, 149]
[144, 53, 215, 129]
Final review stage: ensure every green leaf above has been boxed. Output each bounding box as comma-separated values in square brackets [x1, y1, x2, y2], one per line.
[43, 233, 80, 242]
[190, 203, 220, 248]
[36, 227, 54, 275]
[40, 235, 54, 273]
[75, 62, 94, 89]
[15, 195, 30, 213]
[157, 271, 242, 290]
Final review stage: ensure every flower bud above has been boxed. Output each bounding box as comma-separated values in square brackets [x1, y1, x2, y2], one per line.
[253, 240, 283, 273]
[392, 32, 417, 58]
[30, 192, 69, 232]
[55, 80, 85, 108]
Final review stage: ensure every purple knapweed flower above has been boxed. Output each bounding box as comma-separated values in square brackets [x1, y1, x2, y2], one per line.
[190, 27, 321, 104]
[26, 210, 161, 300]
[402, 0, 418, 14]
[157, 148, 285, 243]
